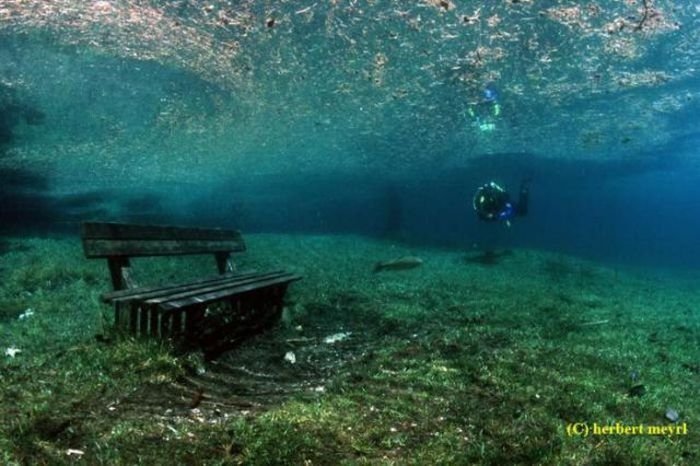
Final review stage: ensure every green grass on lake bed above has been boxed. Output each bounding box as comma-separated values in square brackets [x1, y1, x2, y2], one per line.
[0, 234, 698, 465]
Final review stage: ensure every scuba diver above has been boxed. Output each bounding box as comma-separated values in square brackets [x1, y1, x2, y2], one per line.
[473, 179, 529, 227]
[467, 83, 501, 133]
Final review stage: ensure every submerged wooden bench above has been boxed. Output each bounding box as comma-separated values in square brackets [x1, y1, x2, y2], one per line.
[81, 222, 301, 354]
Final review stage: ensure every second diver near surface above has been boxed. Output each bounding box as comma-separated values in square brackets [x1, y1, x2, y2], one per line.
[473, 180, 529, 227]
[467, 83, 501, 133]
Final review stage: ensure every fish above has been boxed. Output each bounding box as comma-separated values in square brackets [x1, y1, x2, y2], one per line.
[373, 256, 423, 273]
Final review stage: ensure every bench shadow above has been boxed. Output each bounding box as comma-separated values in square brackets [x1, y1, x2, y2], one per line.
[463, 249, 513, 266]
[113, 299, 380, 419]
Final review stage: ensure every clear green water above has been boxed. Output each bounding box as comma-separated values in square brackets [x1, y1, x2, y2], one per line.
[1, 1, 698, 190]
[1, 2, 699, 464]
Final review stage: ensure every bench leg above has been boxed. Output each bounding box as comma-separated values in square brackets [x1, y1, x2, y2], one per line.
[113, 302, 137, 334]
[139, 305, 150, 336]
[185, 304, 206, 340]
[161, 309, 188, 338]
[111, 283, 294, 352]
[199, 285, 291, 359]
[115, 302, 122, 328]
[172, 311, 183, 336]
[150, 305, 159, 337]
[112, 302, 160, 337]
[160, 310, 172, 338]
[129, 303, 139, 335]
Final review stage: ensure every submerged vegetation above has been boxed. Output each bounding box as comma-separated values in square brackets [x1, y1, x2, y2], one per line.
[1, 234, 698, 464]
[0, 1, 697, 464]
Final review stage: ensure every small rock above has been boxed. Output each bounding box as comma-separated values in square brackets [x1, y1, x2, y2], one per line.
[284, 351, 296, 364]
[4, 347, 21, 358]
[665, 408, 680, 423]
[324, 332, 351, 344]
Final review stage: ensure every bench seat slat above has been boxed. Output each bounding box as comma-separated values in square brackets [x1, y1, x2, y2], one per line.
[110, 271, 272, 304]
[159, 274, 302, 311]
[102, 270, 258, 302]
[145, 271, 290, 305]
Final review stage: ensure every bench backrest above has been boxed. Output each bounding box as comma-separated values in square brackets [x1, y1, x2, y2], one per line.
[81, 222, 246, 290]
[81, 222, 245, 257]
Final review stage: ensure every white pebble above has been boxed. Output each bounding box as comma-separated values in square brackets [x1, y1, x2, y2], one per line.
[4, 347, 21, 358]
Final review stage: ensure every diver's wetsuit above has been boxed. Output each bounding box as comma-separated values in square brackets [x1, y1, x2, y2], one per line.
[473, 180, 529, 222]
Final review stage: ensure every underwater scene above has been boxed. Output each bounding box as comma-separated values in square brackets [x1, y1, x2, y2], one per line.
[1, 1, 700, 464]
